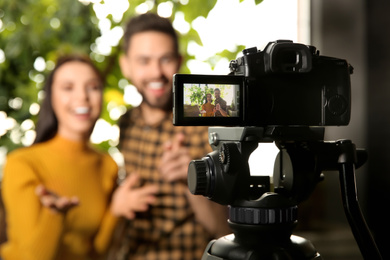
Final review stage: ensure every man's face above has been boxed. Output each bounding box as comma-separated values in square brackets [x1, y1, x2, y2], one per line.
[120, 31, 181, 111]
[214, 90, 221, 99]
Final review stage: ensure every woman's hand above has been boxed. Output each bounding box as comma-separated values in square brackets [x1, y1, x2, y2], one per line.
[35, 185, 79, 214]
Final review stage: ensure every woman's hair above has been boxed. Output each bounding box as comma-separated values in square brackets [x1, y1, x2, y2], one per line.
[204, 93, 213, 104]
[33, 55, 103, 144]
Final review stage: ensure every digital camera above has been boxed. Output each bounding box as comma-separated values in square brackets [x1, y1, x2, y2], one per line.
[173, 40, 352, 127]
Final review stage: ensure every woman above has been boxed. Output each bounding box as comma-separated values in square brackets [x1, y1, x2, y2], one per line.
[200, 93, 215, 117]
[0, 55, 119, 260]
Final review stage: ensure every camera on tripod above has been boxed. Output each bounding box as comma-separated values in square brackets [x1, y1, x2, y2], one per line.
[173, 39, 351, 127]
[172, 40, 382, 259]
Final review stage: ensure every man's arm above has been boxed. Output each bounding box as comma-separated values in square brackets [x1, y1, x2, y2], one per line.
[185, 189, 231, 238]
[215, 100, 228, 117]
[159, 132, 231, 238]
[217, 106, 228, 117]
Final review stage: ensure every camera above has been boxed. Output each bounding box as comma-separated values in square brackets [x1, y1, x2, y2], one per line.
[173, 40, 382, 259]
[173, 40, 352, 127]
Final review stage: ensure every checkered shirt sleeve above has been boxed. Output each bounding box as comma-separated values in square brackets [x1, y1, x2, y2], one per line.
[115, 108, 213, 260]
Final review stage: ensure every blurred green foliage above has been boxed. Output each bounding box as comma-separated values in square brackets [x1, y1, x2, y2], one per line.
[188, 84, 214, 106]
[1, 0, 100, 150]
[0, 0, 214, 151]
[0, 0, 262, 175]
[187, 84, 228, 106]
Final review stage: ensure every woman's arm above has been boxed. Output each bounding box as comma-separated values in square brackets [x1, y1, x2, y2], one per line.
[1, 154, 66, 260]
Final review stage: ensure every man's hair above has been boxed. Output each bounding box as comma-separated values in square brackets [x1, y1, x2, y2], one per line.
[122, 12, 179, 55]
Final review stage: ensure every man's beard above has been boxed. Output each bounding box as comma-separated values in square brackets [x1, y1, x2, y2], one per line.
[142, 93, 173, 112]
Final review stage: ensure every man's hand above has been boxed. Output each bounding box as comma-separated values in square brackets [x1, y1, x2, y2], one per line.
[214, 103, 227, 117]
[159, 132, 192, 183]
[35, 185, 79, 214]
[111, 174, 158, 219]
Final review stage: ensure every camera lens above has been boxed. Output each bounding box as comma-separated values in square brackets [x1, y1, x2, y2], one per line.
[188, 159, 210, 196]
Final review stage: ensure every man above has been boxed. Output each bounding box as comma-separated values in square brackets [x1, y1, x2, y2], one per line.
[213, 88, 227, 117]
[109, 13, 231, 260]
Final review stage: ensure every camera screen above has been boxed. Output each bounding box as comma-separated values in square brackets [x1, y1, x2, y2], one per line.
[173, 74, 244, 126]
[183, 83, 240, 118]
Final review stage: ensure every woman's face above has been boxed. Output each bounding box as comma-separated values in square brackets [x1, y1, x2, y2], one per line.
[51, 61, 103, 141]
[207, 94, 212, 102]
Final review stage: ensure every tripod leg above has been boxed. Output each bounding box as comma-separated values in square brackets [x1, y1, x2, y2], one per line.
[338, 162, 382, 260]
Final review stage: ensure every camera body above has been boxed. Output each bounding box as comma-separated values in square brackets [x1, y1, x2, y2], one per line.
[174, 41, 382, 260]
[173, 40, 352, 127]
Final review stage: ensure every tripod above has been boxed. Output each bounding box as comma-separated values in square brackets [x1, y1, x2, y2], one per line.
[188, 127, 382, 260]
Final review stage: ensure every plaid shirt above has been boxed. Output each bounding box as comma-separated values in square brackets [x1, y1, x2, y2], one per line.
[214, 97, 227, 117]
[114, 107, 213, 260]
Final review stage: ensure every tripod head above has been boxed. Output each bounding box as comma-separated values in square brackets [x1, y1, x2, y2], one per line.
[189, 126, 329, 206]
[188, 126, 380, 259]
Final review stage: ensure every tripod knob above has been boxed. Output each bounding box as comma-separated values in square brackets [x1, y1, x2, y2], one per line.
[229, 193, 298, 225]
[188, 160, 209, 196]
[229, 205, 297, 225]
[219, 143, 233, 173]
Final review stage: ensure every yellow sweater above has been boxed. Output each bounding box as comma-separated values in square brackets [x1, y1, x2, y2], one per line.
[0, 135, 119, 260]
[201, 102, 215, 117]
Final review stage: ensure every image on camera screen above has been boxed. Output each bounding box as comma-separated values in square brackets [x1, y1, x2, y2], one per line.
[183, 83, 240, 118]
